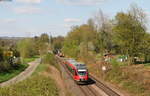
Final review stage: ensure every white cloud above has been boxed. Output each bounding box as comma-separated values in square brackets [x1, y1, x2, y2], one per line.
[16, 0, 43, 4]
[58, 0, 106, 5]
[64, 18, 80, 23]
[14, 6, 41, 14]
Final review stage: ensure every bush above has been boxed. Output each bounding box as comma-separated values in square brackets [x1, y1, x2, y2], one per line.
[0, 61, 11, 72]
[0, 74, 58, 96]
[41, 53, 59, 70]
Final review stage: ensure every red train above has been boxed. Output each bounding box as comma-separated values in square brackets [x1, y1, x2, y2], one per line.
[64, 58, 89, 84]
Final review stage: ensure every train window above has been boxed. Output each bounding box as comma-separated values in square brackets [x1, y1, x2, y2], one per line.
[78, 71, 86, 76]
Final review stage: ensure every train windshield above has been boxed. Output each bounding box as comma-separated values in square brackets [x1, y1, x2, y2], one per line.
[78, 71, 86, 76]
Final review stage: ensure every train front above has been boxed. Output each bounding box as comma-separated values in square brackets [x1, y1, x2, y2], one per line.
[75, 64, 89, 84]
[77, 69, 88, 82]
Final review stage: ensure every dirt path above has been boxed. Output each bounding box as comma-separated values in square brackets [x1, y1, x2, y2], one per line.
[0, 58, 41, 87]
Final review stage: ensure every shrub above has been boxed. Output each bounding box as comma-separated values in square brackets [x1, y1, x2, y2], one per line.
[0, 61, 11, 72]
[41, 53, 59, 70]
[0, 74, 58, 96]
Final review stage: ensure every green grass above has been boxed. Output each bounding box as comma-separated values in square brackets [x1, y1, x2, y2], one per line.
[33, 61, 49, 75]
[144, 63, 150, 68]
[23, 55, 40, 64]
[0, 64, 28, 83]
[0, 55, 59, 96]
[0, 56, 39, 83]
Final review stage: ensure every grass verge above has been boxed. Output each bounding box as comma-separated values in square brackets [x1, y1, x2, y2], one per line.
[105, 68, 146, 95]
[0, 74, 58, 96]
[0, 56, 39, 83]
[144, 63, 150, 68]
[0, 54, 59, 96]
[23, 55, 40, 64]
[105, 59, 148, 96]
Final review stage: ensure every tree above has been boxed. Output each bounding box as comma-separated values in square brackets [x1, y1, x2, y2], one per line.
[17, 38, 37, 58]
[0, 47, 4, 62]
[94, 10, 113, 53]
[140, 33, 150, 62]
[40, 33, 49, 43]
[62, 23, 97, 58]
[52, 36, 64, 51]
[113, 5, 147, 63]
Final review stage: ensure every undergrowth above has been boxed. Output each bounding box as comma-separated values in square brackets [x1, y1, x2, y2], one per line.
[41, 53, 60, 70]
[105, 59, 147, 96]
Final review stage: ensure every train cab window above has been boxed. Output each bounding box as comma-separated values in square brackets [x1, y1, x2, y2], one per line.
[78, 71, 86, 76]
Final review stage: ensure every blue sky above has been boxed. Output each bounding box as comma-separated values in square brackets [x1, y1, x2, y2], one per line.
[0, 0, 149, 37]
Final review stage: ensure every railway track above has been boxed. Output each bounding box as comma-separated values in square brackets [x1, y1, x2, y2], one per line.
[79, 85, 98, 96]
[56, 56, 121, 96]
[90, 75, 120, 96]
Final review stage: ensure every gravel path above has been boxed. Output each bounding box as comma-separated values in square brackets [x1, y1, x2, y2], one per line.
[0, 58, 41, 87]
